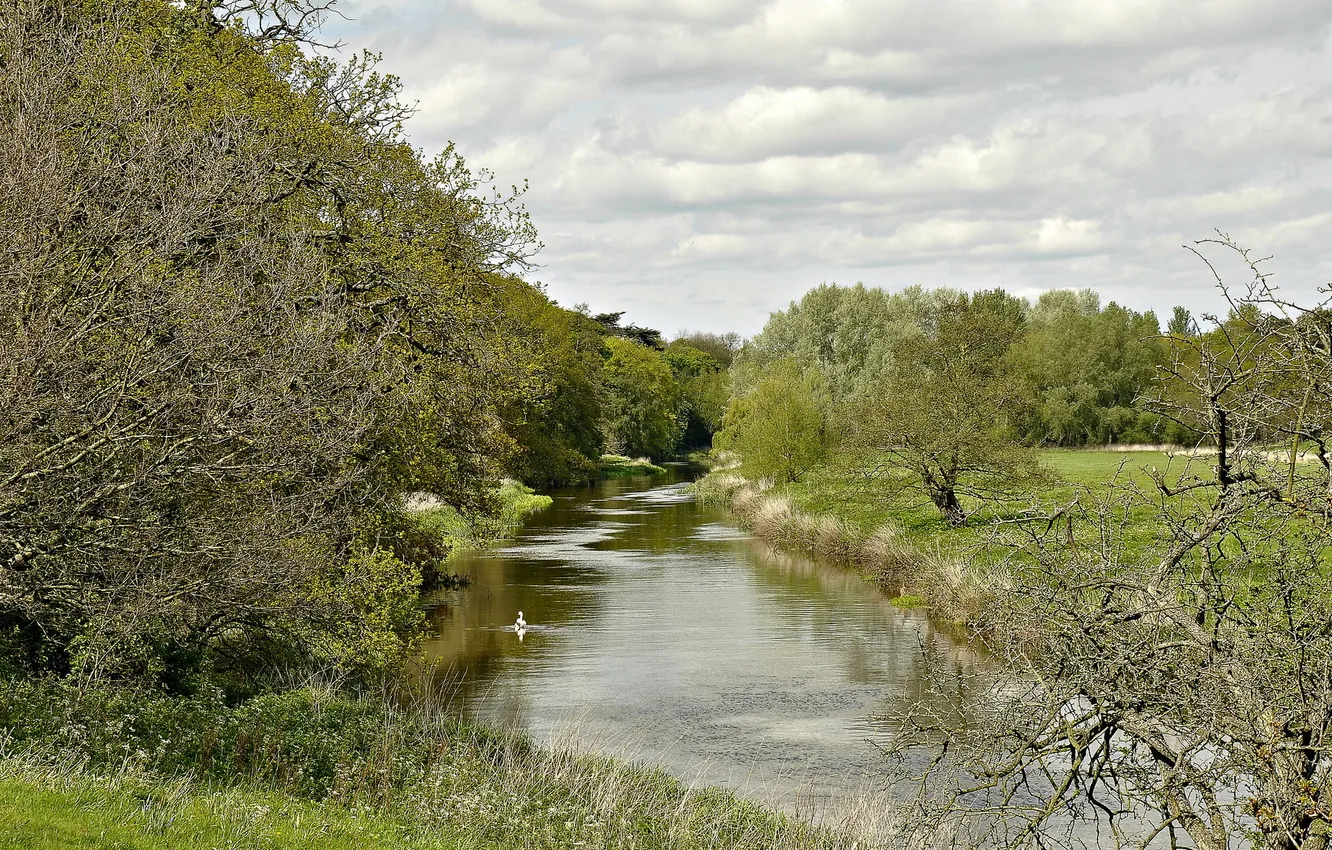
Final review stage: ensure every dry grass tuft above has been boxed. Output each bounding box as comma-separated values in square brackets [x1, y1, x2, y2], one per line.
[692, 471, 1000, 631]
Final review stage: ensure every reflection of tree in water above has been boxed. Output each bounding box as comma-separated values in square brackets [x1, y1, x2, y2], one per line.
[415, 464, 986, 818]
[587, 490, 705, 555]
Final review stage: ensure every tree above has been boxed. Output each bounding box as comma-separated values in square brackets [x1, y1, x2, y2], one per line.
[889, 237, 1332, 850]
[1169, 304, 1197, 336]
[1005, 290, 1167, 446]
[671, 331, 742, 368]
[664, 344, 729, 449]
[500, 285, 606, 488]
[592, 311, 665, 350]
[601, 337, 684, 459]
[716, 359, 827, 483]
[0, 0, 537, 684]
[842, 291, 1045, 527]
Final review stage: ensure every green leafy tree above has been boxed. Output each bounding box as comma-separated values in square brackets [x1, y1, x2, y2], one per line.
[670, 331, 742, 368]
[601, 337, 684, 460]
[717, 360, 827, 483]
[501, 284, 607, 487]
[842, 291, 1045, 526]
[1168, 304, 1196, 336]
[664, 344, 729, 449]
[0, 0, 538, 684]
[1006, 290, 1166, 445]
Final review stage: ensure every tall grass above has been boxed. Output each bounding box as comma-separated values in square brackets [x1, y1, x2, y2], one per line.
[0, 678, 899, 850]
[694, 472, 1002, 628]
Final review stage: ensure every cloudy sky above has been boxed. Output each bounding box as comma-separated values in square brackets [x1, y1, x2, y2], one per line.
[320, 0, 1332, 336]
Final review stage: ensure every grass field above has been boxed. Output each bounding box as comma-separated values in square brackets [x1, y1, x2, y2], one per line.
[771, 447, 1192, 558]
[696, 447, 1244, 623]
[0, 772, 455, 850]
[700, 444, 1328, 624]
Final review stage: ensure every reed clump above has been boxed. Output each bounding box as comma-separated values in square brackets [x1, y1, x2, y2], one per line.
[694, 472, 1001, 629]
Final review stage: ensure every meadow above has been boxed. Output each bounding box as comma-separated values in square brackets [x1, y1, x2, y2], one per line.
[695, 447, 1228, 622]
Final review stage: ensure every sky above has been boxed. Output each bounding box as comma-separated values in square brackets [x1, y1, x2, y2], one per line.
[318, 0, 1332, 337]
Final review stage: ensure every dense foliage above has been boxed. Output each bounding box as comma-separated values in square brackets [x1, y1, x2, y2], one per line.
[0, 0, 733, 689]
[0, 0, 562, 687]
[719, 281, 1202, 522]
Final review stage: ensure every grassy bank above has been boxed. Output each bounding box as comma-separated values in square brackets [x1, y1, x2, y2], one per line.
[695, 448, 1192, 627]
[0, 681, 884, 850]
[599, 454, 668, 479]
[406, 480, 554, 584]
[0, 767, 446, 850]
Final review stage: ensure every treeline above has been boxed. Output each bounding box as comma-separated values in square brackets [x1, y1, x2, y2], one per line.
[729, 283, 1186, 449]
[506, 301, 736, 489]
[0, 0, 718, 690]
[717, 280, 1300, 524]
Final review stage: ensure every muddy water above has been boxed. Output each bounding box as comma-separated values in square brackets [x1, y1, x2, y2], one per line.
[421, 465, 980, 810]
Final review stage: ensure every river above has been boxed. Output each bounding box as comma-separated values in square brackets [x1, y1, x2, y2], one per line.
[421, 464, 980, 815]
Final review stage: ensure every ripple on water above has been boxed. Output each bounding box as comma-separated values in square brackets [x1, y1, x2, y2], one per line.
[427, 469, 980, 816]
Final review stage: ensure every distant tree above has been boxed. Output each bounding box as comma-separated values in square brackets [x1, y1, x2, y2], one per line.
[1006, 290, 1166, 445]
[664, 345, 729, 449]
[601, 338, 684, 459]
[1169, 304, 1197, 336]
[671, 331, 742, 368]
[716, 360, 827, 483]
[593, 311, 665, 350]
[738, 282, 958, 404]
[842, 292, 1045, 526]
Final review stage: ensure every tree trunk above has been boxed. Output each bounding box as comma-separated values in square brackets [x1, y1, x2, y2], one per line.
[929, 485, 967, 527]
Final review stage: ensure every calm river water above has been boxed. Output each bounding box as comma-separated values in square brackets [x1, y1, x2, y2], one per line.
[421, 465, 980, 811]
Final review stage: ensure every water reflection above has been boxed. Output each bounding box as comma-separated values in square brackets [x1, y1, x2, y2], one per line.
[420, 466, 980, 808]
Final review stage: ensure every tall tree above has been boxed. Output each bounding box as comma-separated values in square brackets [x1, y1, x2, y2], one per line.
[841, 291, 1044, 526]
[0, 0, 537, 682]
[501, 285, 606, 488]
[716, 359, 827, 483]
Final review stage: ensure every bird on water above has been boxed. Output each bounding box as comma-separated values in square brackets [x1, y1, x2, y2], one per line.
[514, 610, 527, 631]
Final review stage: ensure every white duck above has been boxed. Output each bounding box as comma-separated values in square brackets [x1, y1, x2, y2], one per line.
[514, 610, 527, 631]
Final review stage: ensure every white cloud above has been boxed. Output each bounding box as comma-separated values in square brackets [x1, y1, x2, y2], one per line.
[1034, 217, 1104, 254]
[321, 0, 1332, 334]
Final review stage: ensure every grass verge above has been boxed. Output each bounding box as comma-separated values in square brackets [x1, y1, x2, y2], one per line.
[0, 679, 888, 850]
[408, 479, 553, 553]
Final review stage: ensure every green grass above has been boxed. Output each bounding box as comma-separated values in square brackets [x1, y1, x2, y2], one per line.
[0, 681, 882, 850]
[771, 447, 1196, 562]
[0, 772, 460, 850]
[599, 454, 667, 479]
[410, 479, 553, 554]
[696, 447, 1234, 625]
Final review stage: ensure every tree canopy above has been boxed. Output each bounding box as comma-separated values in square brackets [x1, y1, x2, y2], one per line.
[0, 0, 539, 684]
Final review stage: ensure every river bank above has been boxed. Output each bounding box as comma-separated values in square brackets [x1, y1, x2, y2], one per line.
[0, 680, 875, 850]
[2, 470, 912, 850]
[693, 448, 1187, 630]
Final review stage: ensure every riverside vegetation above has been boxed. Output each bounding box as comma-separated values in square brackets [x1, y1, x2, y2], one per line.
[0, 2, 817, 848]
[6, 2, 1332, 849]
[705, 243, 1332, 849]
